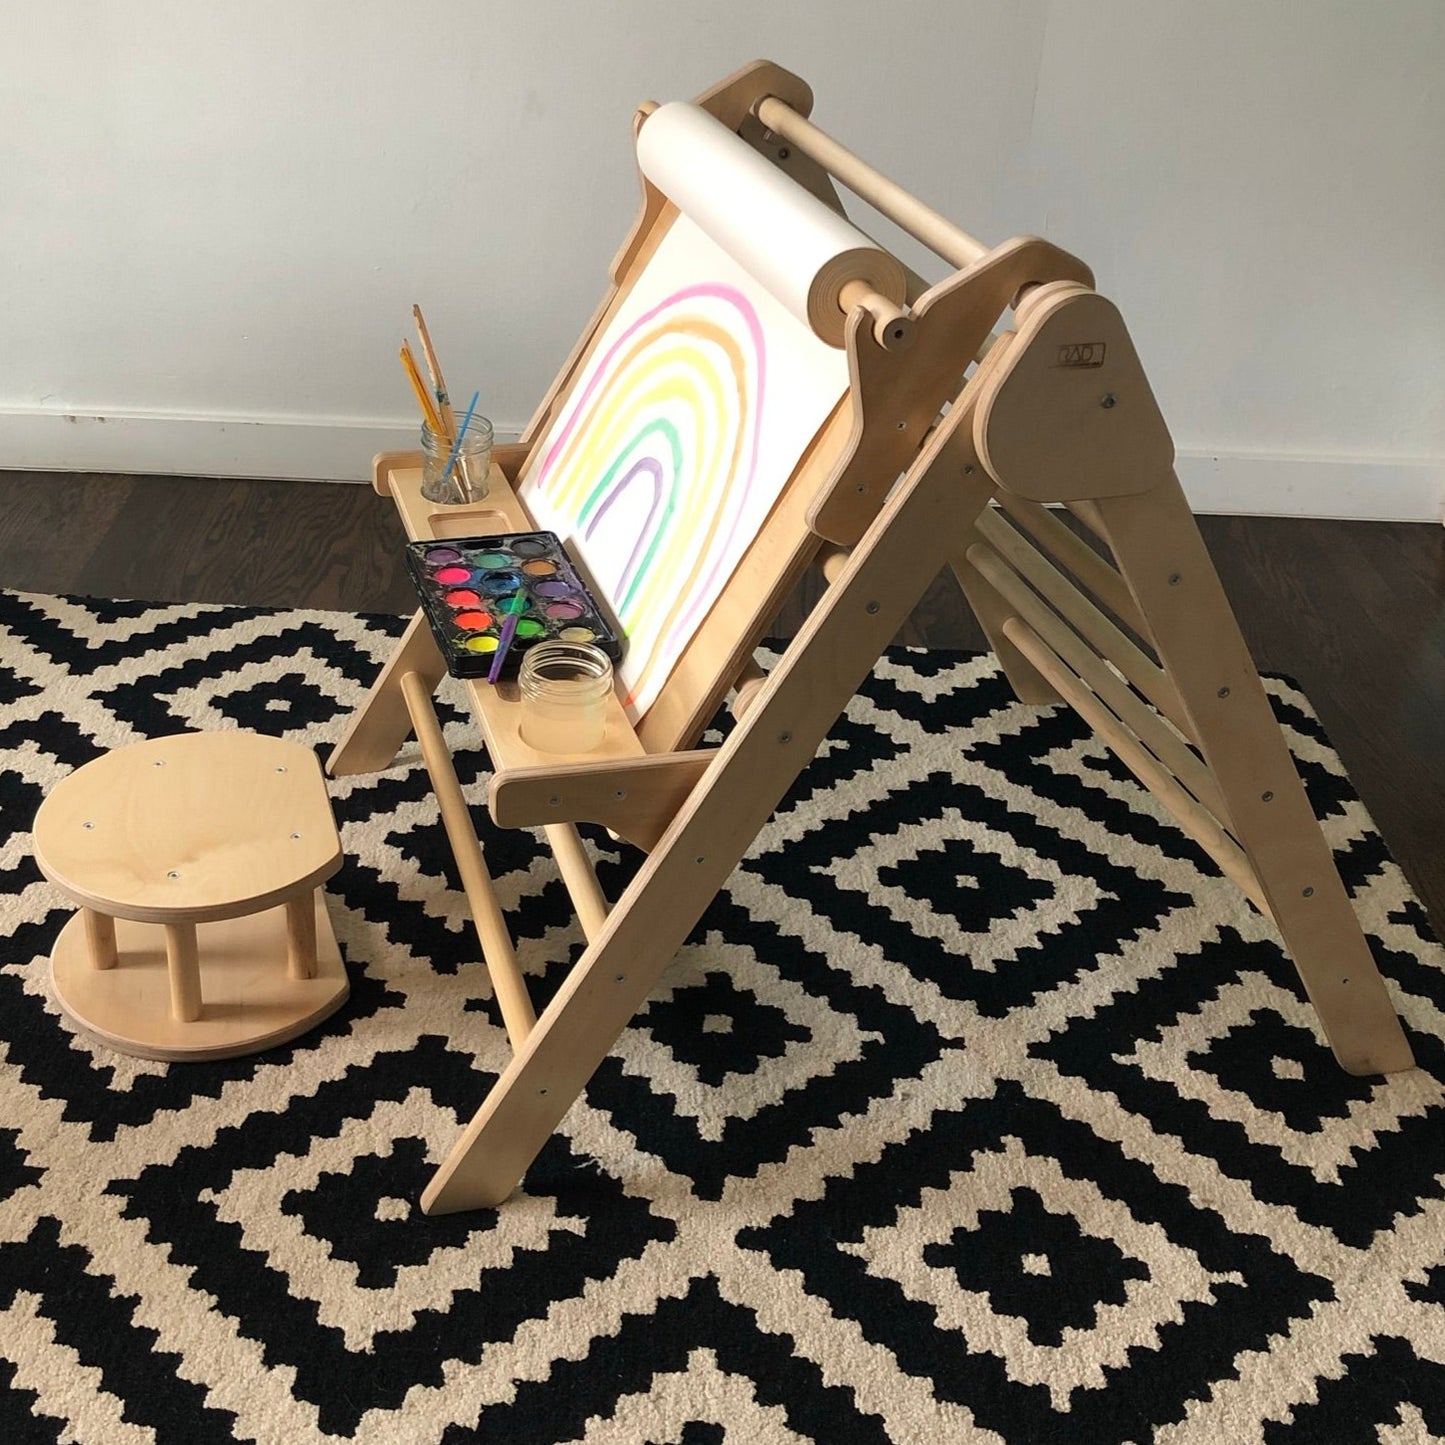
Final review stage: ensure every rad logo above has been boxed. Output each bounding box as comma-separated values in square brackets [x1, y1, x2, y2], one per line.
[1054, 342, 1106, 368]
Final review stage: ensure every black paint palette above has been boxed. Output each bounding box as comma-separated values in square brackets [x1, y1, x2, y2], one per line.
[404, 532, 623, 679]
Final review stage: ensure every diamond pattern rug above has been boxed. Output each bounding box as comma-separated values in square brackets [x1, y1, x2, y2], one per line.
[1, 589, 1443, 1444]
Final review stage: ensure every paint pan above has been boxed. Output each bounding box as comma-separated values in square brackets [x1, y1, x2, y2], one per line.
[403, 530, 623, 680]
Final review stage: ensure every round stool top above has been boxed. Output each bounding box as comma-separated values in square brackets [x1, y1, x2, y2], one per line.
[33, 731, 343, 924]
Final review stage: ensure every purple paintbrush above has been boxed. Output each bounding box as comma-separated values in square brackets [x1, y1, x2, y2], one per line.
[487, 609, 520, 684]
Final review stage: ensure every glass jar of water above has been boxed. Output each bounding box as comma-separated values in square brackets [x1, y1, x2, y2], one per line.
[518, 641, 614, 753]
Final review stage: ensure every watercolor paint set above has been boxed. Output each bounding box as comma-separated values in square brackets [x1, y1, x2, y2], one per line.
[403, 531, 624, 680]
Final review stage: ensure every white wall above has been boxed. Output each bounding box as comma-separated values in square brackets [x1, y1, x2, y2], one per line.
[1, 1, 1441, 518]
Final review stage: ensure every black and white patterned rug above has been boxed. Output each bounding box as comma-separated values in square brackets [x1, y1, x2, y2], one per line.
[1, 588, 1443, 1444]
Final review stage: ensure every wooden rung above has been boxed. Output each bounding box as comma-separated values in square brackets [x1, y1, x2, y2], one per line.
[819, 544, 852, 584]
[1002, 618, 1272, 920]
[731, 659, 768, 719]
[994, 492, 1153, 643]
[970, 514, 1197, 742]
[543, 823, 610, 940]
[400, 670, 537, 1050]
[969, 540, 1231, 828]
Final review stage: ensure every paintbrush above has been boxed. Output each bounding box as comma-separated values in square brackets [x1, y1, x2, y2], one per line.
[435, 390, 481, 504]
[488, 608, 520, 684]
[412, 304, 458, 441]
[399, 342, 445, 437]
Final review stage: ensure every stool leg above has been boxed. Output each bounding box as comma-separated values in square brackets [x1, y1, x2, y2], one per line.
[83, 910, 118, 970]
[164, 923, 203, 1022]
[285, 894, 317, 980]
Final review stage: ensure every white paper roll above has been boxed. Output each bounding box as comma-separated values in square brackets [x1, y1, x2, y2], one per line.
[635, 101, 906, 348]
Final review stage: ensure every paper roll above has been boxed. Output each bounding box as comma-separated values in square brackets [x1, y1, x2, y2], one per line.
[636, 101, 906, 348]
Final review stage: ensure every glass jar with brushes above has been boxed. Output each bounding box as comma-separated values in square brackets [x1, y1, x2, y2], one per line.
[421, 412, 493, 504]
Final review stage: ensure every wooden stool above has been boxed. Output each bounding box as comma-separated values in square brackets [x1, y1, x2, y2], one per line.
[32, 730, 348, 1061]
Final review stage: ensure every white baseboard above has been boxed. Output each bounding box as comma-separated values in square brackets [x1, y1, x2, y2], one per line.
[0, 408, 517, 484]
[1174, 451, 1443, 523]
[0, 408, 1439, 522]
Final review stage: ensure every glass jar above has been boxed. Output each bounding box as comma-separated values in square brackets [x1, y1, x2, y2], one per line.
[421, 415, 493, 504]
[518, 641, 614, 753]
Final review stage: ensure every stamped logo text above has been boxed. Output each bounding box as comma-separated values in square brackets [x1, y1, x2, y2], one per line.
[1055, 342, 1106, 368]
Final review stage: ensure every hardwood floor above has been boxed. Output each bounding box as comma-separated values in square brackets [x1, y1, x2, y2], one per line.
[2, 468, 1441, 941]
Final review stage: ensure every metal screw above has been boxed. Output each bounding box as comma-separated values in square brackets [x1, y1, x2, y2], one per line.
[615, 974, 626, 983]
[1217, 686, 1231, 699]
[866, 601, 881, 614]
[895, 420, 907, 430]
[549, 795, 560, 807]
[167, 870, 180, 879]
[777, 146, 790, 160]
[1302, 886, 1315, 898]
[695, 856, 706, 865]
[963, 464, 975, 475]
[82, 821, 94, 830]
[1101, 393, 1118, 409]
[153, 759, 166, 767]
[1168, 573, 1182, 586]
[614, 789, 626, 799]
[1261, 791, 1274, 802]
[275, 766, 287, 773]
[290, 832, 302, 840]
[779, 731, 793, 744]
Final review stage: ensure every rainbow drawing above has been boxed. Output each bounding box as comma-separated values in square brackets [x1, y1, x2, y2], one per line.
[521, 214, 849, 721]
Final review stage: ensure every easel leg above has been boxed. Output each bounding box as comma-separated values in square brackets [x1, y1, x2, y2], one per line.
[1096, 474, 1412, 1075]
[422, 409, 996, 1213]
[329, 610, 445, 777]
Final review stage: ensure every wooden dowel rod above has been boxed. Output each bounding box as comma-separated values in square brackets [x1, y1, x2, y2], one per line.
[731, 659, 768, 720]
[1002, 618, 1271, 919]
[755, 95, 988, 268]
[971, 513, 1197, 741]
[285, 894, 317, 980]
[164, 923, 202, 1023]
[969, 541, 1230, 826]
[543, 823, 610, 941]
[838, 279, 914, 350]
[993, 493, 1153, 643]
[83, 909, 117, 970]
[401, 670, 537, 1049]
[819, 544, 852, 584]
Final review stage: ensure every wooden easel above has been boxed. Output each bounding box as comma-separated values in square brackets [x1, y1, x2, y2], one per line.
[330, 61, 1413, 1215]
